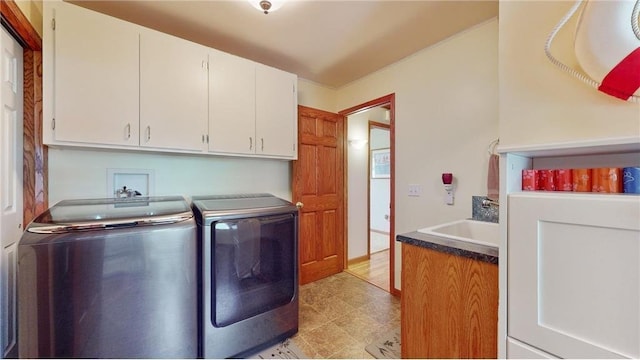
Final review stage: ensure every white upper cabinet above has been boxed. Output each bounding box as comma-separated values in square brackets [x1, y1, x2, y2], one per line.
[43, 0, 298, 159]
[45, 1, 139, 147]
[208, 50, 256, 155]
[256, 64, 298, 158]
[209, 55, 298, 159]
[140, 29, 209, 152]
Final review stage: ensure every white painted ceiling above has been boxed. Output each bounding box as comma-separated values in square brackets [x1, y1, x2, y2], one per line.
[69, 0, 498, 88]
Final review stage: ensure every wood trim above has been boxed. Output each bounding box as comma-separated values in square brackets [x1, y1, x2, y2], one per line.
[339, 93, 398, 296]
[1, 0, 47, 226]
[343, 109, 349, 271]
[0, 0, 42, 51]
[339, 94, 393, 117]
[347, 254, 369, 267]
[369, 121, 390, 131]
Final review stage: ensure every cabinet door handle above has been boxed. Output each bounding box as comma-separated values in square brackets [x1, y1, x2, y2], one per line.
[261, 138, 264, 151]
[146, 126, 151, 142]
[249, 137, 253, 150]
[125, 123, 131, 140]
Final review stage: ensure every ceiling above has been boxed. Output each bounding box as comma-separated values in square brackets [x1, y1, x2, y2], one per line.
[69, 0, 498, 88]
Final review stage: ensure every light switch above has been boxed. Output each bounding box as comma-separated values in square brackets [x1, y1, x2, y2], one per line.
[408, 184, 422, 197]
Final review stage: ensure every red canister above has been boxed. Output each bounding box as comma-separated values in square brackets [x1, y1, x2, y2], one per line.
[592, 168, 622, 193]
[572, 168, 592, 192]
[540, 170, 555, 191]
[554, 169, 573, 191]
[522, 169, 540, 191]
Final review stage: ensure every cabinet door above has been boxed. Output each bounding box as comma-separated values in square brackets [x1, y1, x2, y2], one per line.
[140, 29, 208, 152]
[508, 192, 640, 358]
[255, 64, 297, 158]
[208, 50, 256, 155]
[51, 1, 139, 146]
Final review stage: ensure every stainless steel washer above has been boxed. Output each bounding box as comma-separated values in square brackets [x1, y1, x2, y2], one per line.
[17, 196, 198, 358]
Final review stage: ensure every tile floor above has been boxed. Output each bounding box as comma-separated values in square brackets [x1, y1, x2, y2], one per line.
[290, 271, 401, 358]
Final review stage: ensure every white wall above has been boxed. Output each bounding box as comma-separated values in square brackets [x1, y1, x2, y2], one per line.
[15, 0, 43, 36]
[48, 148, 292, 205]
[499, 1, 640, 146]
[347, 111, 369, 260]
[297, 79, 338, 113]
[337, 19, 499, 289]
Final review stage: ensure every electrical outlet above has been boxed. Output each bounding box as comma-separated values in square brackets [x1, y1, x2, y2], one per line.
[408, 184, 422, 197]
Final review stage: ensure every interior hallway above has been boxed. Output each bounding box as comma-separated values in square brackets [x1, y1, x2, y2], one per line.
[346, 250, 390, 292]
[292, 272, 400, 358]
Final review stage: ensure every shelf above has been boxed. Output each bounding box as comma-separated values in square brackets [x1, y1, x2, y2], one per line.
[509, 191, 639, 199]
[498, 136, 640, 158]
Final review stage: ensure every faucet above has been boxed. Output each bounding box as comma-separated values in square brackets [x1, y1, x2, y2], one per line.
[481, 198, 499, 208]
[115, 186, 142, 198]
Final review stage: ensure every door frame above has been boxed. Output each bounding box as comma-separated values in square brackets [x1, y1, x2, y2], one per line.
[1, 0, 47, 226]
[339, 93, 398, 296]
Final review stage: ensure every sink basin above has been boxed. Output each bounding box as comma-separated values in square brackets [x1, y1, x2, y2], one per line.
[417, 219, 499, 248]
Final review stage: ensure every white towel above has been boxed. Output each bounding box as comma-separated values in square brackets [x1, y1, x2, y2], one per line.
[234, 219, 261, 279]
[487, 154, 499, 201]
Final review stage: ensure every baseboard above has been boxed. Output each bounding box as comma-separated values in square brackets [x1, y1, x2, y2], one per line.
[347, 255, 370, 266]
[370, 229, 390, 235]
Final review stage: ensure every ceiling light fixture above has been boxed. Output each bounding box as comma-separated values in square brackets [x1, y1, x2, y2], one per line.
[249, 0, 284, 14]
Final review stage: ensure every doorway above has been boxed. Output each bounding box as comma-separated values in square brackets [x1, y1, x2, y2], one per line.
[341, 94, 397, 295]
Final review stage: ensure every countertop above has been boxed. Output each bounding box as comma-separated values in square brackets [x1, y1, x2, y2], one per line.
[397, 231, 498, 265]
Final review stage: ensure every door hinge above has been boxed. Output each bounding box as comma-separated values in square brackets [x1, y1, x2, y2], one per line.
[293, 143, 296, 151]
[202, 61, 208, 71]
[52, 118, 55, 130]
[51, 18, 56, 30]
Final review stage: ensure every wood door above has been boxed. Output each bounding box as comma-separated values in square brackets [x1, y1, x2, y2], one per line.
[293, 106, 345, 285]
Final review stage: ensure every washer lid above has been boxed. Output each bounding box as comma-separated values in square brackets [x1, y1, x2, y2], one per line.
[27, 196, 193, 234]
[192, 193, 292, 212]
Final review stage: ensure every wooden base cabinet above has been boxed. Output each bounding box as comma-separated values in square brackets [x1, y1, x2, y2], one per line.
[401, 243, 498, 359]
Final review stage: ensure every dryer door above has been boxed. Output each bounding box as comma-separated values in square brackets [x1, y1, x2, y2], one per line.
[210, 212, 297, 327]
